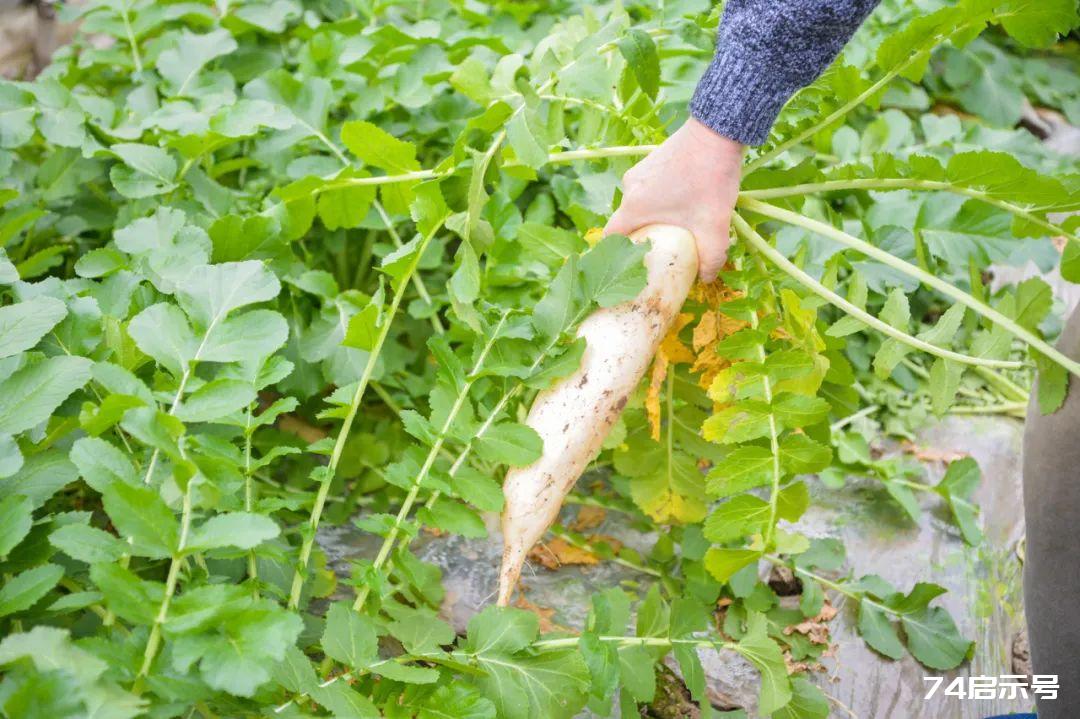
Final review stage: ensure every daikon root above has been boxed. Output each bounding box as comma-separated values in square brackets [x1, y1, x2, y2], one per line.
[497, 224, 698, 606]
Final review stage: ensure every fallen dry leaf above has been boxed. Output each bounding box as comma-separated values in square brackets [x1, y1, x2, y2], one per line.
[514, 594, 572, 634]
[900, 440, 969, 464]
[528, 535, 623, 570]
[568, 505, 606, 532]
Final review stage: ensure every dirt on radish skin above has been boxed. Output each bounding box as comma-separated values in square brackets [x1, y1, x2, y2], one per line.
[497, 224, 699, 606]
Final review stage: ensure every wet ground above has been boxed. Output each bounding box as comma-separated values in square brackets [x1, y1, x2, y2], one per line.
[319, 415, 1032, 718]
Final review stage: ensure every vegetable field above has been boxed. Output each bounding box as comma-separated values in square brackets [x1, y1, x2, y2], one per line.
[0, 0, 1078, 717]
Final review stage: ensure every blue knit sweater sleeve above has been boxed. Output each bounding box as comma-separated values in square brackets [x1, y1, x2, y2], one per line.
[691, 0, 880, 146]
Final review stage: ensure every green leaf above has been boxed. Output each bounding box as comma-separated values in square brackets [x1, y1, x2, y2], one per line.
[0, 564, 63, 618]
[936, 457, 983, 545]
[90, 562, 163, 626]
[928, 358, 964, 415]
[49, 524, 128, 564]
[734, 613, 792, 715]
[209, 214, 285, 263]
[322, 601, 379, 670]
[702, 401, 772, 444]
[127, 303, 197, 374]
[703, 548, 761, 583]
[0, 296, 67, 359]
[617, 29, 660, 99]
[473, 649, 589, 719]
[0, 356, 92, 435]
[857, 600, 904, 660]
[186, 512, 279, 553]
[418, 499, 486, 538]
[900, 607, 972, 670]
[175, 379, 257, 423]
[0, 495, 32, 558]
[0, 82, 36, 148]
[109, 143, 178, 198]
[507, 109, 549, 169]
[706, 446, 774, 498]
[580, 234, 649, 308]
[70, 437, 137, 492]
[177, 260, 281, 329]
[341, 120, 421, 175]
[778, 434, 831, 473]
[174, 600, 303, 697]
[703, 494, 770, 543]
[342, 302, 381, 351]
[465, 607, 538, 654]
[998, 0, 1079, 48]
[156, 28, 239, 95]
[101, 483, 179, 559]
[772, 677, 829, 719]
[474, 423, 543, 467]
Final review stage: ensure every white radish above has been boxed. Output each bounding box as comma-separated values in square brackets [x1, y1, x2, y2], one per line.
[497, 224, 698, 606]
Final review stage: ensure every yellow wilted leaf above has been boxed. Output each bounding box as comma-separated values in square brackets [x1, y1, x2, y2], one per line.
[646, 313, 694, 439]
[630, 455, 708, 524]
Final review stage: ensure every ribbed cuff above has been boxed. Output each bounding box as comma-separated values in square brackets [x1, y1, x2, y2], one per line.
[690, 48, 792, 147]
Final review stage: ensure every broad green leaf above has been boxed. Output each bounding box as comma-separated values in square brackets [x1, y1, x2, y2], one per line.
[703, 494, 769, 543]
[579, 234, 649, 308]
[0, 356, 92, 435]
[778, 434, 831, 473]
[617, 29, 660, 99]
[900, 607, 972, 670]
[89, 562, 163, 626]
[0, 564, 63, 618]
[156, 29, 239, 95]
[0, 450, 77, 510]
[703, 548, 761, 583]
[772, 677, 829, 719]
[110, 143, 178, 198]
[342, 302, 381, 351]
[465, 607, 538, 655]
[702, 401, 772, 444]
[706, 446, 774, 498]
[175, 379, 257, 423]
[101, 483, 179, 559]
[0, 495, 31, 558]
[127, 303, 196, 374]
[322, 601, 379, 670]
[177, 261, 281, 329]
[857, 600, 904, 660]
[70, 437, 137, 491]
[49, 524, 128, 564]
[0, 296, 67, 359]
[474, 423, 543, 466]
[186, 512, 279, 553]
[734, 613, 792, 715]
[473, 649, 589, 719]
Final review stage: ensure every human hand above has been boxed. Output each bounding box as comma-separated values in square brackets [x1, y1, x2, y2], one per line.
[604, 118, 744, 282]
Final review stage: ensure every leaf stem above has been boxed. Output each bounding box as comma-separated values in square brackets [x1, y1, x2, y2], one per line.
[136, 482, 193, 684]
[738, 198, 1080, 377]
[733, 216, 1021, 370]
[740, 179, 1076, 244]
[288, 220, 445, 610]
[351, 311, 510, 612]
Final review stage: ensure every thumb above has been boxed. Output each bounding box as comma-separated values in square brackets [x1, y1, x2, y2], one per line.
[603, 205, 643, 238]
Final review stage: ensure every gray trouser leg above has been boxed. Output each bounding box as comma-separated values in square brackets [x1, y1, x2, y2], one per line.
[1023, 305, 1080, 717]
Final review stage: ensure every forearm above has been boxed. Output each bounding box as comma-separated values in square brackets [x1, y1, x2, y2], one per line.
[692, 0, 880, 146]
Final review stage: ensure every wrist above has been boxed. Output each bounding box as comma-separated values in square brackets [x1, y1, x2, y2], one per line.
[682, 117, 745, 163]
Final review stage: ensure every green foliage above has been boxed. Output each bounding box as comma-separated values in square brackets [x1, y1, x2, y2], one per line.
[0, 0, 1075, 717]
